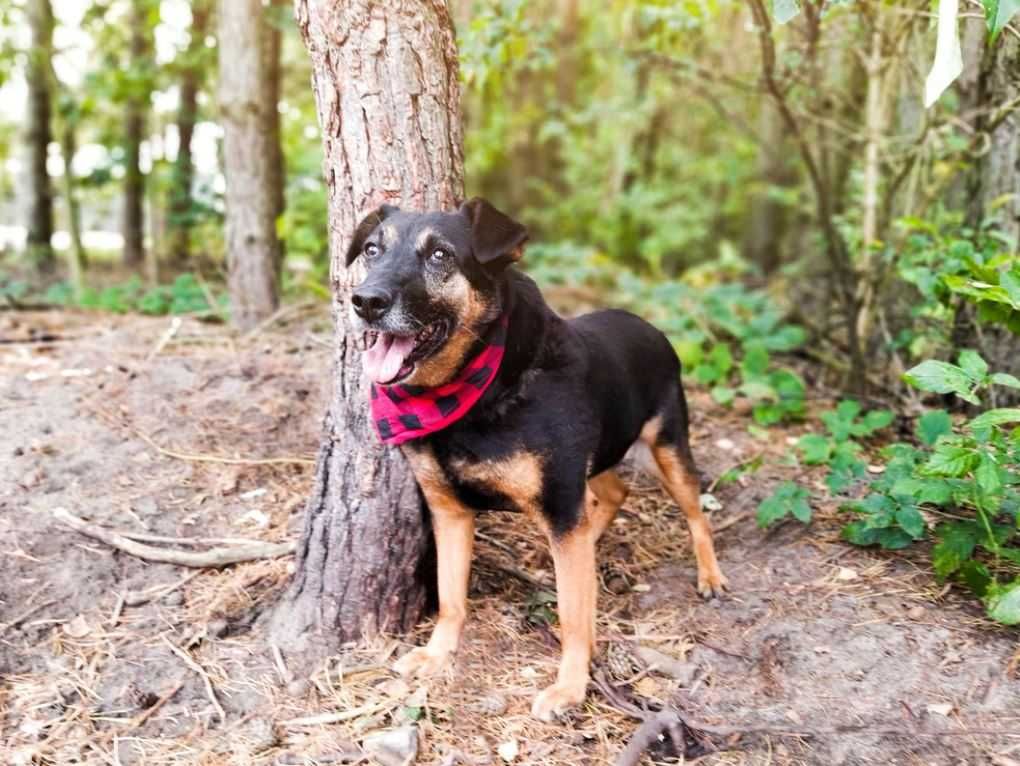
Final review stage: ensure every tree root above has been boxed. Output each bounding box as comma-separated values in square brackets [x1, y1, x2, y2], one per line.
[53, 507, 295, 568]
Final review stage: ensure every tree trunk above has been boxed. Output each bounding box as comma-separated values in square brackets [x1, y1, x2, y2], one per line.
[965, 32, 1020, 242]
[168, 0, 210, 267]
[268, 0, 464, 661]
[25, 0, 54, 273]
[218, 0, 281, 329]
[59, 122, 85, 296]
[122, 0, 148, 268]
[264, 0, 286, 236]
[741, 102, 790, 275]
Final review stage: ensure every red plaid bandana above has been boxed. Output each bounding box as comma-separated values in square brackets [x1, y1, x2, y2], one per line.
[369, 313, 509, 445]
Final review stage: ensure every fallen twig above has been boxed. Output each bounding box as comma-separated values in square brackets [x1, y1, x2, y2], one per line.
[0, 598, 56, 636]
[134, 429, 316, 466]
[162, 636, 227, 723]
[54, 508, 295, 568]
[146, 316, 183, 360]
[281, 701, 391, 727]
[123, 570, 203, 607]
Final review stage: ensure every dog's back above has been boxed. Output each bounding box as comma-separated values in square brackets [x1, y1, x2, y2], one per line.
[569, 308, 683, 475]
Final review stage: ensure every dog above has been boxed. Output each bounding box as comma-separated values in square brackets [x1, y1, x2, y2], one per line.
[347, 197, 727, 721]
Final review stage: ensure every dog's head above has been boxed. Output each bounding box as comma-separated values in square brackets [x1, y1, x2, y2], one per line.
[347, 197, 528, 388]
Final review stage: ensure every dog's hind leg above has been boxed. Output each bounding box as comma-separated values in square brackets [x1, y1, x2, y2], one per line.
[641, 399, 728, 599]
[586, 469, 628, 541]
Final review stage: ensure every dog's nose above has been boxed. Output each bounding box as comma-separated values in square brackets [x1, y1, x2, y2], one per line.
[351, 285, 394, 322]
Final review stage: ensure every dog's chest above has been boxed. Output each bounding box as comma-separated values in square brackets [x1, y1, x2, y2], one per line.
[404, 444, 544, 515]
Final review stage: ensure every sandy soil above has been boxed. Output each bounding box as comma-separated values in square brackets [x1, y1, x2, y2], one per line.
[1, 307, 1018, 766]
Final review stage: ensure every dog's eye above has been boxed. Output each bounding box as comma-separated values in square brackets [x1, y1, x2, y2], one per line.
[364, 243, 379, 258]
[429, 248, 450, 264]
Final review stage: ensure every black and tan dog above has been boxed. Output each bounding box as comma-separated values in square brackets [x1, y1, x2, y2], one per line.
[348, 198, 727, 721]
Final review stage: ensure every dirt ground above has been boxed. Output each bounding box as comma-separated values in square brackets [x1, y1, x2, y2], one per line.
[2, 307, 1019, 766]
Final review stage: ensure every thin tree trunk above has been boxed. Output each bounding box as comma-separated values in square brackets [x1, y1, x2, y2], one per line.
[218, 0, 281, 329]
[741, 102, 790, 275]
[966, 33, 1020, 241]
[168, 0, 210, 267]
[855, 10, 888, 348]
[268, 0, 464, 661]
[264, 0, 286, 233]
[59, 123, 85, 296]
[25, 0, 55, 273]
[122, 0, 148, 268]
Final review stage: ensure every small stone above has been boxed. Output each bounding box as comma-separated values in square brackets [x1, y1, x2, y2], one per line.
[606, 576, 630, 595]
[927, 703, 953, 717]
[907, 606, 925, 620]
[497, 739, 518, 762]
[162, 591, 185, 607]
[362, 726, 419, 766]
[207, 618, 229, 638]
[633, 646, 697, 685]
[286, 678, 310, 697]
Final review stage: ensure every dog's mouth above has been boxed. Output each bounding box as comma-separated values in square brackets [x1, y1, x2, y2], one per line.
[361, 320, 448, 386]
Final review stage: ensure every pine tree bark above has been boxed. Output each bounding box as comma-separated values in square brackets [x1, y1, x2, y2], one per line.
[25, 0, 54, 273]
[219, 0, 281, 329]
[168, 0, 210, 267]
[267, 0, 464, 660]
[122, 0, 148, 268]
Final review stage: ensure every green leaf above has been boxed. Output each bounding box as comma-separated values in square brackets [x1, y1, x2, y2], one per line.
[773, 0, 800, 24]
[741, 342, 770, 379]
[903, 360, 980, 404]
[917, 410, 952, 446]
[958, 560, 992, 598]
[842, 520, 880, 546]
[976, 455, 1002, 495]
[895, 505, 927, 538]
[1002, 267, 1020, 304]
[711, 386, 736, 406]
[932, 522, 980, 578]
[986, 579, 1020, 625]
[969, 408, 1020, 431]
[756, 481, 811, 528]
[859, 409, 894, 435]
[986, 0, 1020, 40]
[990, 372, 1020, 389]
[874, 527, 915, 549]
[890, 476, 953, 505]
[763, 324, 806, 351]
[924, 444, 978, 477]
[957, 349, 989, 381]
[798, 433, 832, 464]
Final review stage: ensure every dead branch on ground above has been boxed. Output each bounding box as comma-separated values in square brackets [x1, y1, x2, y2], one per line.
[53, 507, 295, 567]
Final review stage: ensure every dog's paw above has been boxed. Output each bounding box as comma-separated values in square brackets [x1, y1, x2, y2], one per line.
[530, 681, 587, 722]
[393, 646, 454, 678]
[697, 566, 729, 599]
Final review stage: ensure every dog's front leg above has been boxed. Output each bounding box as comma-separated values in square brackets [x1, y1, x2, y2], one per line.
[394, 503, 474, 677]
[531, 523, 597, 721]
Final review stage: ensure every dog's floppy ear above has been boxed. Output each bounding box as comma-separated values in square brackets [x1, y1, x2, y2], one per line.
[345, 204, 399, 266]
[459, 197, 528, 269]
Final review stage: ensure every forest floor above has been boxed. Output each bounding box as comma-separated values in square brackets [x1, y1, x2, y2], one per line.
[2, 306, 1019, 766]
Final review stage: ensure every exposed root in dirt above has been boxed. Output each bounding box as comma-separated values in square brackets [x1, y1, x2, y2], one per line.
[53, 507, 296, 567]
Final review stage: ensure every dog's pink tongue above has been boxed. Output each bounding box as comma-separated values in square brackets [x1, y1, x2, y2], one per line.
[363, 332, 415, 384]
